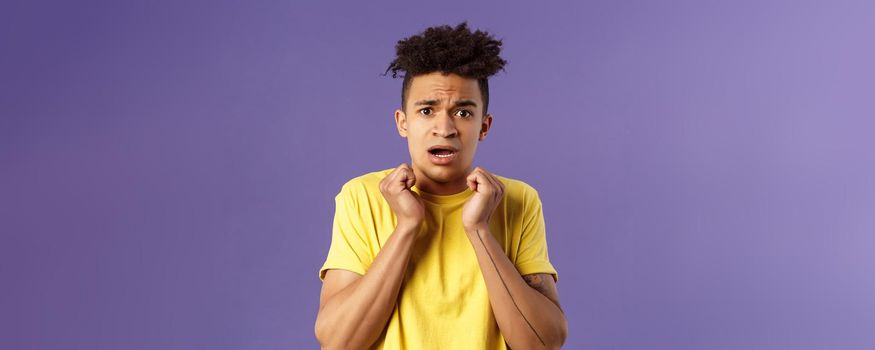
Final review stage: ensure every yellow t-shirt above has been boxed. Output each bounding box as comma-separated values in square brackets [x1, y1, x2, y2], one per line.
[319, 168, 558, 349]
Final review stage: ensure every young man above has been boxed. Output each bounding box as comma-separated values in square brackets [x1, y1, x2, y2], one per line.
[315, 22, 567, 349]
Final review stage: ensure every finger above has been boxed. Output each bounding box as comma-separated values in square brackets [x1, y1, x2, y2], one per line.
[387, 163, 407, 191]
[479, 168, 496, 188]
[386, 164, 401, 183]
[477, 168, 498, 196]
[470, 168, 493, 194]
[482, 170, 503, 200]
[482, 169, 504, 196]
[467, 169, 480, 191]
[381, 166, 398, 192]
[397, 164, 416, 191]
[391, 163, 406, 178]
[402, 166, 415, 190]
[490, 175, 504, 201]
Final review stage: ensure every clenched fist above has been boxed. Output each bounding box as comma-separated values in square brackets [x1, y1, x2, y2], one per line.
[462, 167, 505, 232]
[379, 163, 426, 233]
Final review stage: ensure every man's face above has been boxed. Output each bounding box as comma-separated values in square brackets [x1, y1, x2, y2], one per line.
[395, 72, 493, 191]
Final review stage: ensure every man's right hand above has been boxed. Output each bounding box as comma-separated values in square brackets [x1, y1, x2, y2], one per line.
[316, 164, 427, 349]
[379, 163, 425, 233]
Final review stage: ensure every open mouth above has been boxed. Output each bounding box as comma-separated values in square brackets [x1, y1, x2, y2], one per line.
[428, 148, 456, 158]
[427, 145, 459, 165]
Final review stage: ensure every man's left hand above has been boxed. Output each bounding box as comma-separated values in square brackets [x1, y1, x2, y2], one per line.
[462, 167, 505, 232]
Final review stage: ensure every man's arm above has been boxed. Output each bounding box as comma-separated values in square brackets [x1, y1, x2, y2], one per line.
[461, 167, 567, 349]
[314, 224, 418, 350]
[314, 164, 425, 350]
[522, 273, 562, 310]
[466, 227, 568, 350]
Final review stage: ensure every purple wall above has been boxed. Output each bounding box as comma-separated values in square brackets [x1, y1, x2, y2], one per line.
[2, 0, 874, 349]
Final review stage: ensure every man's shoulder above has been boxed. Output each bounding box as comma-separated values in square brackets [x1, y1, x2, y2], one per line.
[494, 173, 540, 200]
[336, 168, 395, 197]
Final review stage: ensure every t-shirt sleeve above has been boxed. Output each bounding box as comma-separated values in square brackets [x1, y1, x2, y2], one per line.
[514, 187, 559, 283]
[318, 184, 372, 281]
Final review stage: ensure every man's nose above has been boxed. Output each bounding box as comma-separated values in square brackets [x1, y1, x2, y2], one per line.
[432, 113, 458, 138]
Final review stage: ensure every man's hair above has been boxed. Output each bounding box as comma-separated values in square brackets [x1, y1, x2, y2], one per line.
[384, 22, 507, 115]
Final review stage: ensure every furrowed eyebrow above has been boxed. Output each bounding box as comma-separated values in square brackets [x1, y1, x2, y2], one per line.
[453, 99, 478, 108]
[413, 99, 439, 106]
[413, 99, 478, 107]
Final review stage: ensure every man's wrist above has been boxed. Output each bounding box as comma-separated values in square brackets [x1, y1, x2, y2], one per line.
[464, 223, 490, 236]
[396, 221, 422, 237]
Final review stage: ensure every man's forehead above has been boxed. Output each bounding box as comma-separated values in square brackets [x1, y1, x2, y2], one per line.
[407, 73, 482, 103]
[412, 98, 478, 108]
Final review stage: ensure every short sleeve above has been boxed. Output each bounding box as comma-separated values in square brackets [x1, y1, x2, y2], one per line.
[318, 184, 372, 281]
[514, 188, 559, 282]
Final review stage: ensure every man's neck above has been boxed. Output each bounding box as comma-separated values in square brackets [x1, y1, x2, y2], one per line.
[412, 166, 471, 196]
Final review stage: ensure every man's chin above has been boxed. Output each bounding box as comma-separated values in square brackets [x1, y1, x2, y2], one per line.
[419, 165, 465, 183]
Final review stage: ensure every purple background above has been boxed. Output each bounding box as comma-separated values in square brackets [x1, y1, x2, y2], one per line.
[2, 0, 874, 349]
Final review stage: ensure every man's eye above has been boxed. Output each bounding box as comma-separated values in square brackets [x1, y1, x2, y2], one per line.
[455, 110, 472, 118]
[419, 108, 432, 116]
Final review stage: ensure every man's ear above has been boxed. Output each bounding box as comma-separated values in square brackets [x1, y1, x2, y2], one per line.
[395, 109, 408, 137]
[478, 113, 493, 141]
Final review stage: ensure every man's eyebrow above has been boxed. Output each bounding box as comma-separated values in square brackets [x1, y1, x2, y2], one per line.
[413, 99, 440, 106]
[454, 99, 478, 108]
[412, 99, 479, 107]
